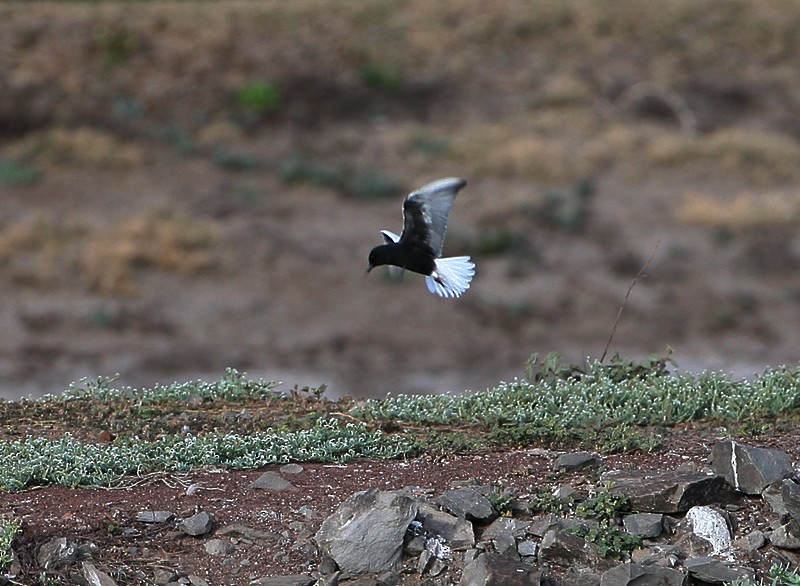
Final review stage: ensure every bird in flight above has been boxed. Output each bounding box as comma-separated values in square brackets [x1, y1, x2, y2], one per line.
[366, 177, 475, 298]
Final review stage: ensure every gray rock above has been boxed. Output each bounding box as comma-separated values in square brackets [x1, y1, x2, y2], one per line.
[630, 544, 682, 567]
[562, 568, 601, 586]
[600, 563, 686, 586]
[528, 513, 562, 537]
[82, 562, 118, 586]
[280, 463, 304, 475]
[710, 440, 792, 495]
[538, 529, 604, 569]
[460, 551, 541, 586]
[517, 540, 538, 558]
[204, 538, 236, 556]
[602, 469, 732, 513]
[249, 471, 299, 492]
[153, 568, 178, 585]
[684, 557, 755, 584]
[437, 488, 498, 522]
[554, 452, 603, 472]
[248, 576, 315, 586]
[554, 484, 579, 500]
[480, 517, 523, 557]
[179, 511, 214, 536]
[315, 489, 418, 574]
[768, 519, 800, 550]
[733, 530, 766, 552]
[782, 479, 800, 522]
[417, 502, 475, 550]
[37, 537, 97, 570]
[135, 510, 175, 523]
[622, 513, 663, 538]
[188, 577, 211, 586]
[418, 549, 448, 577]
[315, 571, 340, 586]
[37, 537, 76, 570]
[763, 480, 789, 515]
[217, 523, 279, 541]
[685, 506, 731, 554]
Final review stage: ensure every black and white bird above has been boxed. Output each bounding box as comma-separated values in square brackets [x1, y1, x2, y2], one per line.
[366, 177, 475, 298]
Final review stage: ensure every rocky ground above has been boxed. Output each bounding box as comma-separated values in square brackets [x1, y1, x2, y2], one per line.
[3, 427, 800, 585]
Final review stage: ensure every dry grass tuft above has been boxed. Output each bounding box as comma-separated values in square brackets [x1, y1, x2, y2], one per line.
[8, 127, 146, 169]
[82, 211, 219, 295]
[675, 189, 800, 229]
[647, 129, 800, 185]
[0, 211, 218, 294]
[451, 124, 594, 183]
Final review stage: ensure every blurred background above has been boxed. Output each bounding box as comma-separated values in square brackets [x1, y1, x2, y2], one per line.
[3, 0, 800, 400]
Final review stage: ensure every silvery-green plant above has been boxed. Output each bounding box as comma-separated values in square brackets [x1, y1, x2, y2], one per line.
[50, 368, 280, 404]
[0, 520, 19, 571]
[353, 361, 800, 428]
[0, 419, 411, 492]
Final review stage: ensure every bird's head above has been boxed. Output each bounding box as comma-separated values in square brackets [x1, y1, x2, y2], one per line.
[366, 244, 392, 275]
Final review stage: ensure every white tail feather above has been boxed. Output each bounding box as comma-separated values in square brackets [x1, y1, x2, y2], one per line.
[425, 256, 475, 298]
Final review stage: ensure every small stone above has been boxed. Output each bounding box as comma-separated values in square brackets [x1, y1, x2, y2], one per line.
[517, 540, 538, 557]
[768, 519, 800, 550]
[249, 471, 299, 492]
[685, 506, 731, 554]
[248, 575, 315, 586]
[603, 469, 733, 513]
[623, 513, 664, 538]
[179, 511, 214, 536]
[685, 557, 755, 584]
[528, 513, 561, 537]
[204, 539, 236, 556]
[153, 568, 178, 585]
[600, 563, 685, 586]
[460, 552, 541, 586]
[216, 523, 278, 541]
[481, 517, 528, 557]
[437, 487, 498, 522]
[37, 537, 77, 570]
[554, 451, 603, 472]
[539, 529, 606, 569]
[82, 562, 118, 586]
[763, 480, 789, 516]
[563, 568, 601, 586]
[188, 577, 211, 586]
[710, 440, 792, 495]
[733, 530, 766, 552]
[136, 511, 175, 523]
[782, 479, 800, 522]
[280, 463, 304, 475]
[416, 502, 475, 550]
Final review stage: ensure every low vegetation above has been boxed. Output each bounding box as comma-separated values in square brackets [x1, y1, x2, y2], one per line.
[2, 356, 800, 493]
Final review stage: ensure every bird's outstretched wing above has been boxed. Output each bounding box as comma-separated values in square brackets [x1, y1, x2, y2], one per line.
[400, 177, 466, 258]
[379, 229, 405, 278]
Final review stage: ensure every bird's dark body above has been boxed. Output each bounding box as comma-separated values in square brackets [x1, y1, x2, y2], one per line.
[367, 242, 436, 276]
[367, 186, 449, 275]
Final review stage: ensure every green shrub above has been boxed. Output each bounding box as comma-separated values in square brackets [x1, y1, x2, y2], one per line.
[237, 81, 282, 115]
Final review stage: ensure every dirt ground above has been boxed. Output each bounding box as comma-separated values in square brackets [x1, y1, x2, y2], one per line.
[4, 1, 800, 400]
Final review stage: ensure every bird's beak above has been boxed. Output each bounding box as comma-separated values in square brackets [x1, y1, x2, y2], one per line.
[365, 264, 374, 276]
